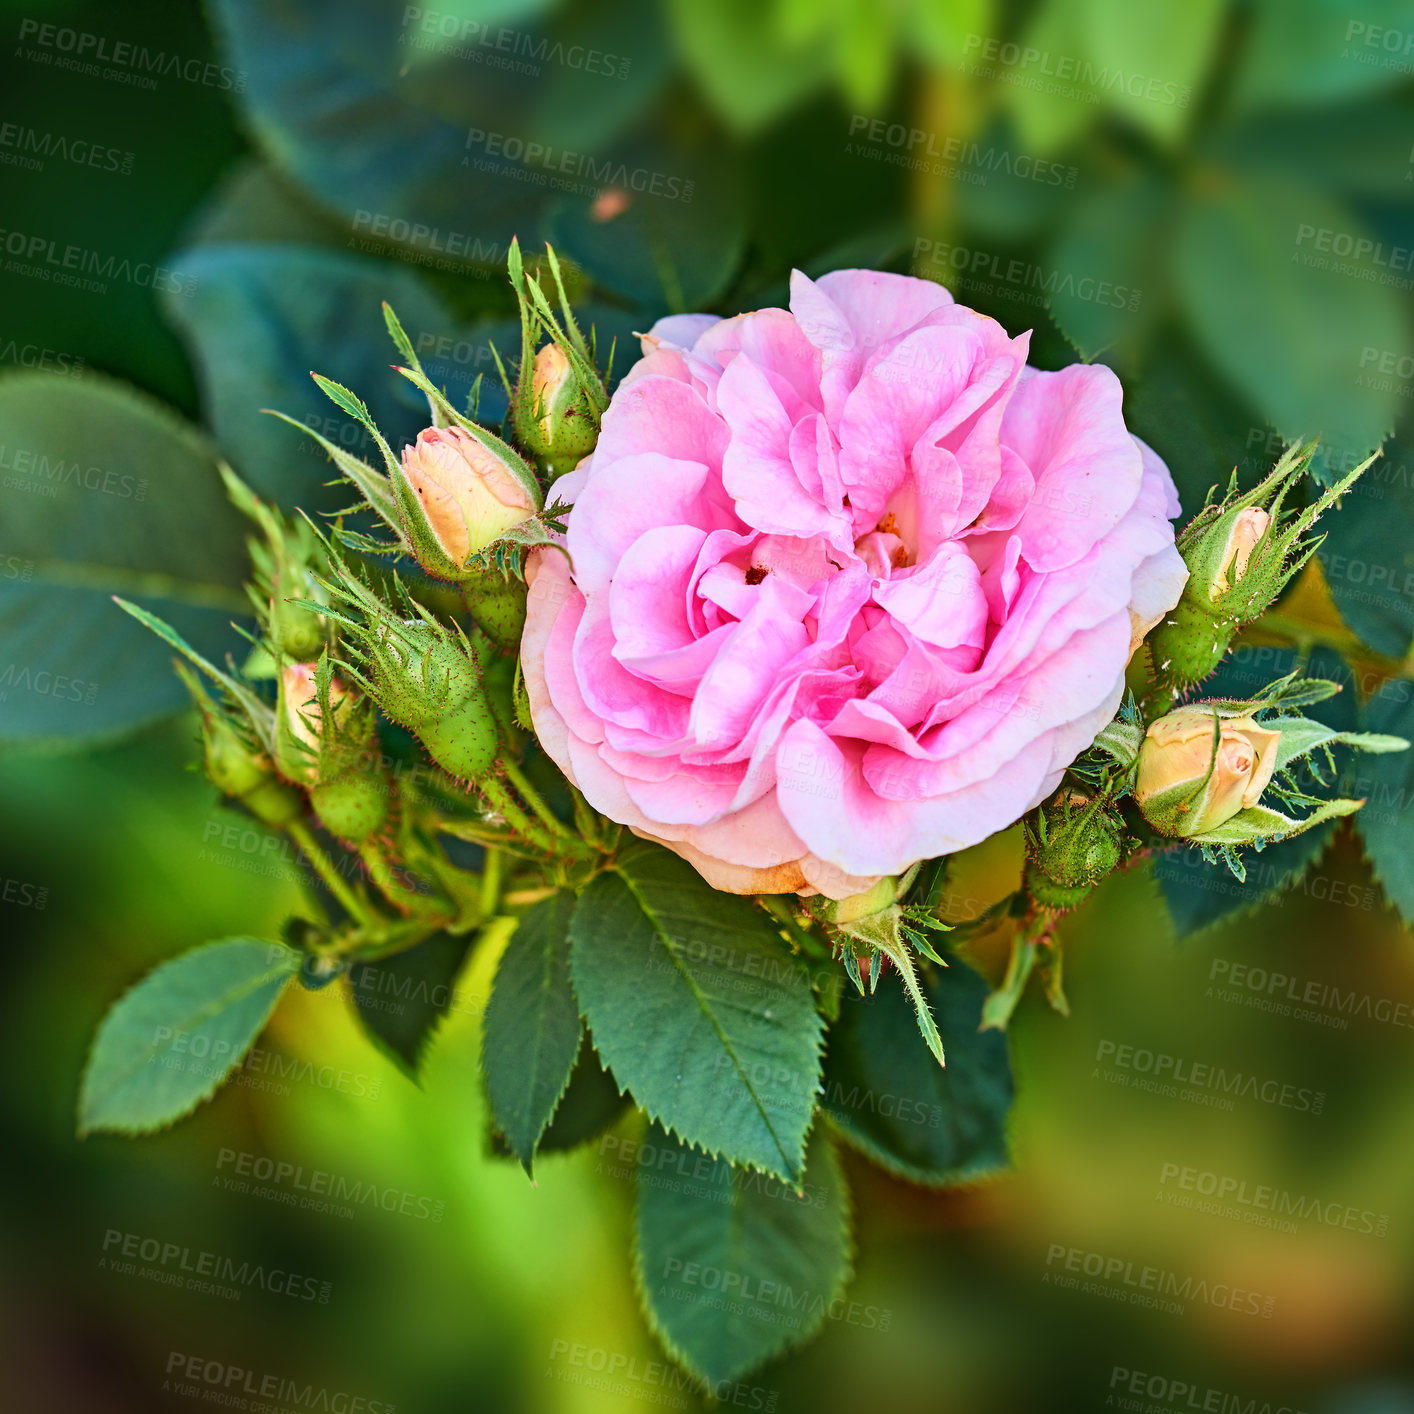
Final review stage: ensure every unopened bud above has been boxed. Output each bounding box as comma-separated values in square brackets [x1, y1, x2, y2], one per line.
[1135, 707, 1280, 838]
[1211, 507, 1271, 598]
[399, 426, 538, 573]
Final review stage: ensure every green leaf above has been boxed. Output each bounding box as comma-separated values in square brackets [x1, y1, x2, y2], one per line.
[1174, 175, 1409, 469]
[1271, 717, 1408, 774]
[634, 1124, 850, 1387]
[666, 0, 832, 134]
[1199, 797, 1363, 846]
[79, 939, 299, 1136]
[569, 840, 823, 1181]
[535, 1037, 629, 1154]
[162, 242, 480, 516]
[1046, 174, 1169, 360]
[1354, 681, 1414, 924]
[824, 958, 1013, 1186]
[350, 929, 473, 1077]
[482, 891, 583, 1172]
[0, 372, 250, 750]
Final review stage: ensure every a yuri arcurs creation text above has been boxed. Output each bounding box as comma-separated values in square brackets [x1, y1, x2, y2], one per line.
[79, 246, 1403, 1390]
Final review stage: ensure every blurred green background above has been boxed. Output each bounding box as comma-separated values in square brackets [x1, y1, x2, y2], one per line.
[3, 0, 1414, 1409]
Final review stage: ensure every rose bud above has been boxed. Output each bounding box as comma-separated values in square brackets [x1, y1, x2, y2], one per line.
[396, 426, 540, 578]
[512, 342, 602, 474]
[1134, 707, 1281, 839]
[1025, 794, 1125, 907]
[275, 661, 388, 841]
[1149, 439, 1378, 690]
[176, 663, 302, 829]
[1211, 507, 1271, 598]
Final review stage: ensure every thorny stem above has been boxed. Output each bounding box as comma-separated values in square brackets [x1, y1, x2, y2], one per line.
[501, 754, 574, 840]
[287, 819, 378, 931]
[482, 776, 562, 855]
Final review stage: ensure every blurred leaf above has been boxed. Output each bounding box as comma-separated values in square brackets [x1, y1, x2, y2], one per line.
[667, 0, 833, 134]
[544, 140, 747, 312]
[1046, 173, 1169, 359]
[209, 0, 544, 246]
[823, 958, 1013, 1186]
[1233, 0, 1414, 112]
[1156, 646, 1355, 936]
[79, 938, 298, 1135]
[1003, 1, 1103, 156]
[634, 1124, 850, 1386]
[1175, 175, 1409, 472]
[1318, 434, 1414, 657]
[1124, 331, 1268, 516]
[1213, 101, 1414, 202]
[482, 890, 582, 1172]
[569, 839, 823, 1182]
[0, 372, 249, 750]
[1080, 0, 1221, 144]
[1355, 678, 1414, 924]
[351, 928, 473, 1076]
[161, 241, 491, 515]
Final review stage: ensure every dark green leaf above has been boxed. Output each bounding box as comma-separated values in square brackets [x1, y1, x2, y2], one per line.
[823, 958, 1013, 1186]
[1354, 678, 1414, 925]
[482, 890, 583, 1171]
[569, 840, 823, 1181]
[635, 1124, 850, 1387]
[0, 372, 250, 750]
[1174, 175, 1408, 470]
[350, 929, 473, 1076]
[79, 939, 299, 1135]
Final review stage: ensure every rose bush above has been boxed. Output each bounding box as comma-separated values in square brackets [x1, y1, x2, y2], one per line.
[521, 269, 1188, 898]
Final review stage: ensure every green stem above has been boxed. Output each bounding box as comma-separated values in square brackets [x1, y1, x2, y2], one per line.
[288, 819, 376, 929]
[480, 846, 504, 917]
[357, 839, 444, 917]
[482, 777, 561, 854]
[501, 755, 573, 839]
[759, 896, 829, 959]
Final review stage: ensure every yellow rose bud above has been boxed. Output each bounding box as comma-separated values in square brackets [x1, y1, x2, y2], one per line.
[1210, 507, 1271, 599]
[400, 426, 538, 567]
[1135, 707, 1281, 838]
[277, 662, 359, 785]
[531, 343, 574, 444]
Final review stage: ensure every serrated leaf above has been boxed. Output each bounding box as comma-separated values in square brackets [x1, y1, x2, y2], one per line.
[482, 891, 583, 1172]
[1199, 797, 1363, 846]
[569, 840, 822, 1181]
[1354, 681, 1414, 924]
[349, 930, 472, 1077]
[823, 958, 1013, 1187]
[634, 1124, 850, 1387]
[79, 939, 298, 1136]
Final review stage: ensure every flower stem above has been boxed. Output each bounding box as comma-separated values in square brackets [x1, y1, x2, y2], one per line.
[501, 755, 573, 839]
[482, 777, 561, 854]
[287, 819, 376, 929]
[480, 845, 503, 917]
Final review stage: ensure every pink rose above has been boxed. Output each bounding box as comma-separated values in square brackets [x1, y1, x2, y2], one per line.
[521, 270, 1188, 898]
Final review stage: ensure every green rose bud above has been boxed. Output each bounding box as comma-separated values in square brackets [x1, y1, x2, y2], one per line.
[511, 342, 602, 474]
[1134, 706, 1281, 839]
[1025, 794, 1124, 907]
